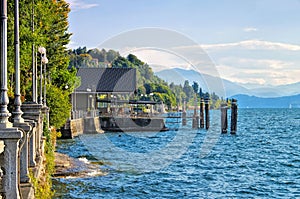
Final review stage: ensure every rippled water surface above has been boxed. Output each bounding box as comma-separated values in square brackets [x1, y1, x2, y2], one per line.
[53, 109, 300, 198]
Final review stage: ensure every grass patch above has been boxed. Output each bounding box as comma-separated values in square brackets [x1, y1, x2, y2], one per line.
[29, 126, 57, 199]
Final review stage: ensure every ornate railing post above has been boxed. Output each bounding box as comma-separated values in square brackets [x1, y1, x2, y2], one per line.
[0, 129, 23, 199]
[14, 124, 31, 183]
[21, 103, 43, 163]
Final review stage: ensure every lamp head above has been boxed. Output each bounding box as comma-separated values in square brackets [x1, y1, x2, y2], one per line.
[38, 46, 46, 54]
[42, 56, 49, 64]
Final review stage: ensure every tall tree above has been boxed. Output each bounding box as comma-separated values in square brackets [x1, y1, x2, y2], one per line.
[192, 81, 199, 94]
[183, 80, 194, 100]
[7, 0, 76, 128]
[106, 49, 119, 62]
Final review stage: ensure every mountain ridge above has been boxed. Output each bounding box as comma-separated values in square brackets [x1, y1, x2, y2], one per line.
[155, 68, 300, 98]
[231, 94, 300, 108]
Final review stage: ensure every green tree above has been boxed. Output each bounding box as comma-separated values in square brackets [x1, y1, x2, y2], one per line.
[127, 54, 144, 66]
[75, 46, 87, 55]
[88, 48, 102, 63]
[106, 49, 119, 62]
[183, 80, 194, 101]
[112, 56, 133, 68]
[46, 85, 71, 128]
[7, 0, 75, 128]
[199, 87, 203, 98]
[172, 83, 186, 106]
[192, 81, 199, 94]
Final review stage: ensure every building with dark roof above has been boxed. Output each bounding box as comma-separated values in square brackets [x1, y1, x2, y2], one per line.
[75, 68, 136, 93]
[72, 68, 136, 117]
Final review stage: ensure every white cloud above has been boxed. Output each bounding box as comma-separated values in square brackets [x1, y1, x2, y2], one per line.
[197, 40, 300, 86]
[219, 57, 293, 70]
[101, 39, 300, 86]
[243, 27, 258, 32]
[66, 0, 99, 11]
[216, 60, 300, 86]
[127, 49, 191, 72]
[201, 40, 300, 51]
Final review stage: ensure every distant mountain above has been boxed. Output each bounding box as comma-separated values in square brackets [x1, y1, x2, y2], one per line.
[276, 82, 300, 96]
[155, 68, 251, 97]
[155, 68, 300, 98]
[241, 82, 300, 97]
[231, 94, 300, 108]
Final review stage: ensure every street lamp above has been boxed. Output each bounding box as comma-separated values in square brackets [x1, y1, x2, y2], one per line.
[0, 0, 11, 127]
[86, 88, 91, 116]
[38, 46, 46, 105]
[12, 0, 24, 123]
[31, 0, 37, 103]
[42, 56, 48, 107]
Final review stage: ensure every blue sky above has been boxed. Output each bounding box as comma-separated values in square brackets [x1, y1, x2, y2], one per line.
[66, 0, 300, 87]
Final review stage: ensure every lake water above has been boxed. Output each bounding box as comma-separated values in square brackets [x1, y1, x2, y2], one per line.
[53, 109, 300, 198]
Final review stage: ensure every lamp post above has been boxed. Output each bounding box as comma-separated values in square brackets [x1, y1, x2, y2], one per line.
[0, 0, 12, 127]
[86, 88, 91, 116]
[38, 47, 46, 105]
[42, 56, 48, 107]
[90, 94, 93, 117]
[12, 0, 24, 123]
[31, 0, 37, 103]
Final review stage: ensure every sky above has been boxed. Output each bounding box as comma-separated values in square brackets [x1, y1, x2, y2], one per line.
[66, 0, 300, 87]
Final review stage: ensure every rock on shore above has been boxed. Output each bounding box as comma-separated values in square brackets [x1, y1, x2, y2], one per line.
[54, 152, 105, 178]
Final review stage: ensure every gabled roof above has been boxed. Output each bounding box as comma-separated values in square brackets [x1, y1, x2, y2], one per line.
[75, 68, 136, 93]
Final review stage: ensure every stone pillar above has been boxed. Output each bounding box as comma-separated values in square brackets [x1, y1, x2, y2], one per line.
[21, 103, 43, 162]
[0, 128, 23, 199]
[22, 120, 36, 167]
[13, 123, 32, 183]
[42, 106, 49, 131]
[28, 122, 36, 167]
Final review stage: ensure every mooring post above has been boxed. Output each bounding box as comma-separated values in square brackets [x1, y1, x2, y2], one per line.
[195, 115, 200, 129]
[230, 99, 238, 134]
[221, 103, 228, 134]
[182, 100, 187, 126]
[204, 98, 210, 130]
[200, 98, 204, 128]
[192, 97, 199, 128]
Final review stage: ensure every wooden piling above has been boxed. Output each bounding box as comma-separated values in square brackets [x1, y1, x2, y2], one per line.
[192, 97, 199, 128]
[230, 99, 238, 134]
[220, 103, 228, 133]
[182, 100, 187, 126]
[200, 98, 204, 128]
[204, 98, 210, 130]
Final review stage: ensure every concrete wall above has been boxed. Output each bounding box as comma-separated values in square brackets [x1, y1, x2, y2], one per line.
[75, 93, 96, 112]
[60, 117, 103, 139]
[83, 117, 103, 134]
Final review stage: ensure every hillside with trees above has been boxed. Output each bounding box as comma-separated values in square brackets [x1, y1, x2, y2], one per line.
[70, 47, 224, 110]
[68, 47, 120, 68]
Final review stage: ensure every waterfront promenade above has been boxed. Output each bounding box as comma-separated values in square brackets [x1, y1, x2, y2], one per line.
[0, 0, 49, 198]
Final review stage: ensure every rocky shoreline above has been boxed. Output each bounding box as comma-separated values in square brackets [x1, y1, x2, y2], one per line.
[54, 152, 106, 178]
